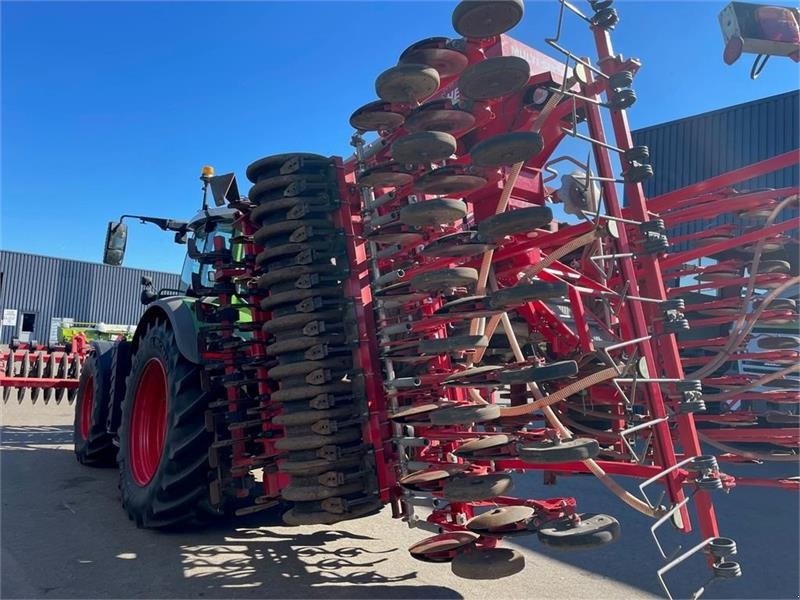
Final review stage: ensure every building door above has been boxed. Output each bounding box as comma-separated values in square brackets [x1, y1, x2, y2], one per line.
[17, 311, 36, 343]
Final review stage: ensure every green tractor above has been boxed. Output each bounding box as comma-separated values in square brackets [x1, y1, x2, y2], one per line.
[74, 167, 249, 526]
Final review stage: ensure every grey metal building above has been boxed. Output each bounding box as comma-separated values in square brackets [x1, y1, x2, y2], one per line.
[0, 250, 181, 346]
[632, 90, 799, 253]
[633, 90, 798, 197]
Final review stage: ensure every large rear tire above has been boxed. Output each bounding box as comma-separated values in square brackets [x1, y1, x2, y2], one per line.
[117, 320, 212, 529]
[73, 341, 116, 466]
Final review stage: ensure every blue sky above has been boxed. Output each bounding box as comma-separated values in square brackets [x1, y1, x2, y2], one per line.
[2, 1, 797, 273]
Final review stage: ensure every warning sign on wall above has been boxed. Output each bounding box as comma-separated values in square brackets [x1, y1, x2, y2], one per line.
[2, 308, 17, 326]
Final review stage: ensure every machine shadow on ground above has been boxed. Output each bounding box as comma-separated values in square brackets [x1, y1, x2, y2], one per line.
[0, 424, 461, 600]
[507, 464, 799, 600]
[1, 419, 797, 600]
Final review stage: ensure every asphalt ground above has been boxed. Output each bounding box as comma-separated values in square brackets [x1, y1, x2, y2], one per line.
[1, 397, 797, 599]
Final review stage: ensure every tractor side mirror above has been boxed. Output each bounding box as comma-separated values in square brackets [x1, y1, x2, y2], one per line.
[103, 221, 128, 266]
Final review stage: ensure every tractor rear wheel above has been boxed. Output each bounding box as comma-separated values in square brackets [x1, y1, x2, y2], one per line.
[73, 341, 116, 466]
[117, 320, 212, 528]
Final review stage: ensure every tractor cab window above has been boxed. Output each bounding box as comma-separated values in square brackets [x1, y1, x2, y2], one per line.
[179, 219, 233, 294]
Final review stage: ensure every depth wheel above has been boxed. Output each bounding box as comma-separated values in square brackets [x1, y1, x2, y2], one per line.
[537, 513, 620, 549]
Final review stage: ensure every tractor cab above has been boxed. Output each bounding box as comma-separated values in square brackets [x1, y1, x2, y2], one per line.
[178, 207, 239, 296]
[102, 165, 243, 304]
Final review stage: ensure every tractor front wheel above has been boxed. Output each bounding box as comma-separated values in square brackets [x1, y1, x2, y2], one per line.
[73, 341, 116, 466]
[117, 320, 212, 528]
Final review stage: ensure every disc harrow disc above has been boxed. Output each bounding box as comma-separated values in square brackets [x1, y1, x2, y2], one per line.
[399, 469, 451, 491]
[451, 548, 525, 580]
[390, 402, 456, 423]
[409, 532, 479, 563]
[466, 506, 535, 534]
[454, 434, 513, 458]
[429, 402, 500, 425]
[443, 473, 514, 501]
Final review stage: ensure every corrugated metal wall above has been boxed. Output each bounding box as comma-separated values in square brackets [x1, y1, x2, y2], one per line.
[0, 251, 181, 345]
[633, 90, 799, 197]
[632, 90, 799, 253]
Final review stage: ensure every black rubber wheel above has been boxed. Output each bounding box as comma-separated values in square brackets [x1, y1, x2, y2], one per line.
[498, 360, 578, 384]
[471, 132, 544, 167]
[266, 335, 346, 357]
[273, 406, 356, 427]
[359, 162, 416, 188]
[269, 358, 352, 380]
[443, 473, 514, 501]
[517, 438, 600, 464]
[246, 152, 329, 183]
[452, 0, 524, 38]
[73, 341, 116, 466]
[489, 281, 568, 308]
[248, 173, 331, 203]
[404, 102, 476, 134]
[256, 264, 344, 290]
[259, 286, 343, 310]
[421, 231, 494, 258]
[271, 382, 353, 403]
[282, 481, 366, 502]
[537, 513, 620, 549]
[414, 166, 488, 195]
[410, 267, 479, 292]
[375, 63, 440, 104]
[400, 198, 467, 226]
[451, 548, 525, 580]
[275, 428, 363, 451]
[391, 131, 457, 164]
[118, 320, 213, 528]
[477, 206, 553, 241]
[458, 56, 530, 101]
[253, 219, 334, 246]
[262, 309, 343, 334]
[419, 335, 489, 353]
